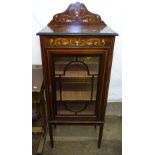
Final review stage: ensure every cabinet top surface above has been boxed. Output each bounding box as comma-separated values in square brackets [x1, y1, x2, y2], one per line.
[37, 2, 118, 36]
[37, 25, 118, 36]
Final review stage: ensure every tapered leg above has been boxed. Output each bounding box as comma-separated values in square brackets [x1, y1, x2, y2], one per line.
[98, 123, 104, 148]
[49, 124, 53, 148]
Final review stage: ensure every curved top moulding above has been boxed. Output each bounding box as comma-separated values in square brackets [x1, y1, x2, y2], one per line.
[48, 2, 106, 27]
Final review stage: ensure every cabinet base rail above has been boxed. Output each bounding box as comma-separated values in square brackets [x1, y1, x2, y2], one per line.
[48, 120, 104, 148]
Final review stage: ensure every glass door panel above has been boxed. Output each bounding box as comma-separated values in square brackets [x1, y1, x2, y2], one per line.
[53, 55, 101, 115]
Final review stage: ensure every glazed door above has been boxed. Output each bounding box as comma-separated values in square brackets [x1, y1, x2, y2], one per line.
[47, 49, 108, 120]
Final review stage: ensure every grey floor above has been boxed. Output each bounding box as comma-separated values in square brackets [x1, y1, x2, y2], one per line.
[33, 103, 122, 155]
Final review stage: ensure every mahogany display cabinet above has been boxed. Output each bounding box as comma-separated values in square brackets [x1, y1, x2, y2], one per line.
[37, 2, 118, 148]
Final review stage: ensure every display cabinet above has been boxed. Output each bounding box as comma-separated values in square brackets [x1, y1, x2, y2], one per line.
[37, 2, 118, 148]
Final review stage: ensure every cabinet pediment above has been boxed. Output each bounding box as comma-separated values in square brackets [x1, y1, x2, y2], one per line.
[48, 2, 106, 27]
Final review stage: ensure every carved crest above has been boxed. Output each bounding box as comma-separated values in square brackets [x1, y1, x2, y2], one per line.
[48, 2, 106, 27]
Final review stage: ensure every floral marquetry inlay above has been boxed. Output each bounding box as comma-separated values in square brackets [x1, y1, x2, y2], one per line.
[48, 2, 106, 27]
[49, 38, 106, 47]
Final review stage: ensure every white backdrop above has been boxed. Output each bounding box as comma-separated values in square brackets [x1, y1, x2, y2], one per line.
[32, 0, 122, 101]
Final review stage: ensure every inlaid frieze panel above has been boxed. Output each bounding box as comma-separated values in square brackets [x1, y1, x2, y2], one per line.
[48, 37, 112, 47]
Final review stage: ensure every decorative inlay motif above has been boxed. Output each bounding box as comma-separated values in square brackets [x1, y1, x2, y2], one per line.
[49, 38, 106, 47]
[48, 2, 106, 27]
